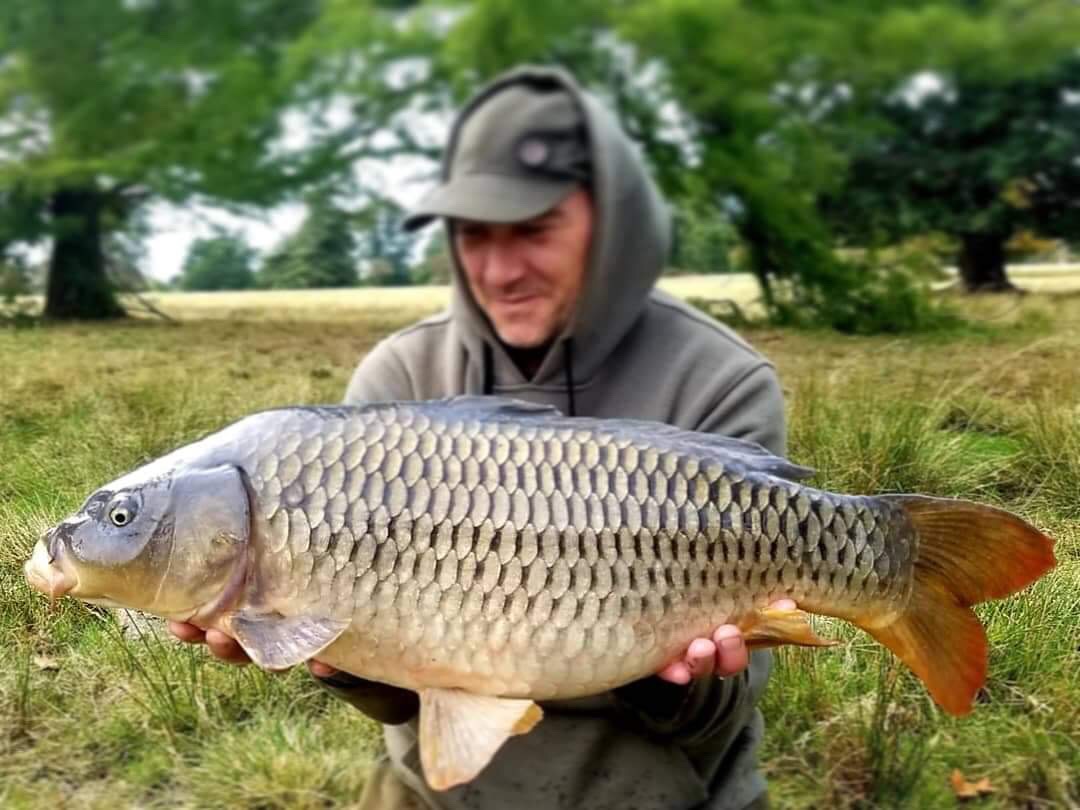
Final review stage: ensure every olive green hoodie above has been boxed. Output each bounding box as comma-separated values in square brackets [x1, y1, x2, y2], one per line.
[331, 66, 785, 810]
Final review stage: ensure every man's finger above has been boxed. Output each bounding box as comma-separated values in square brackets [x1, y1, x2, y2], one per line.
[167, 620, 207, 644]
[308, 660, 339, 679]
[713, 625, 748, 677]
[686, 638, 717, 679]
[657, 660, 692, 685]
[205, 628, 251, 665]
[770, 598, 797, 612]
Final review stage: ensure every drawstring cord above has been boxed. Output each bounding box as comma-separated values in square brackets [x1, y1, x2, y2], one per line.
[482, 342, 494, 395]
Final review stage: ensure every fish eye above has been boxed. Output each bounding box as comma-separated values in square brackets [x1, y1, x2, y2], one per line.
[106, 495, 139, 528]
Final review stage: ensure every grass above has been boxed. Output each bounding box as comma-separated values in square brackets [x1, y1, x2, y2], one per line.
[1, 276, 1078, 808]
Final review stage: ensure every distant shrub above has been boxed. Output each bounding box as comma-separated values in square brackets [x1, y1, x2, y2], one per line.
[180, 235, 257, 291]
[669, 203, 737, 275]
[770, 253, 963, 335]
[0, 261, 31, 303]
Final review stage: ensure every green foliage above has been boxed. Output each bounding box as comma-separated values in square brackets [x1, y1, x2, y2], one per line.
[0, 186, 47, 254]
[817, 3, 1080, 288]
[776, 256, 963, 335]
[3, 0, 1078, 323]
[622, 9, 844, 232]
[443, 0, 952, 330]
[441, 0, 613, 91]
[261, 198, 358, 289]
[411, 232, 453, 285]
[0, 257, 31, 303]
[179, 234, 257, 291]
[0, 0, 332, 202]
[0, 0, 412, 317]
[356, 202, 417, 286]
[669, 203, 736, 275]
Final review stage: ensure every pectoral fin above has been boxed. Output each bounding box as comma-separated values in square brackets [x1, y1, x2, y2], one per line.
[419, 688, 543, 791]
[741, 607, 837, 649]
[229, 611, 350, 670]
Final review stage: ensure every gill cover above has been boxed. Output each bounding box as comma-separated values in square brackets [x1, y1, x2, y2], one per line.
[153, 464, 250, 616]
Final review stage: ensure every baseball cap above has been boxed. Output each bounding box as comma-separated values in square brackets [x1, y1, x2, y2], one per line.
[403, 82, 591, 231]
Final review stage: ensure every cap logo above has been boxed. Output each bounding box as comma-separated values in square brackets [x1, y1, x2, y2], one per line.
[517, 137, 549, 168]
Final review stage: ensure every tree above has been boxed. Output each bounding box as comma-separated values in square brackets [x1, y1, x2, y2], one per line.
[670, 203, 736, 275]
[0, 256, 31, 303]
[411, 231, 453, 285]
[0, 0, 418, 318]
[180, 235, 257, 291]
[357, 201, 416, 285]
[260, 197, 359, 288]
[621, 0, 1080, 319]
[823, 52, 1080, 291]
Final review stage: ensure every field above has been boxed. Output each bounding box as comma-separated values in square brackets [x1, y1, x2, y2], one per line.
[1, 274, 1078, 809]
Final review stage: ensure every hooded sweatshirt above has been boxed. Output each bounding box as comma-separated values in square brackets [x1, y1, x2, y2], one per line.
[330, 66, 786, 810]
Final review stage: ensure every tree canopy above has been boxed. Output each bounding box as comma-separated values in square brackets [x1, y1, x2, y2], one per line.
[821, 47, 1080, 290]
[260, 196, 359, 289]
[2, 0, 1079, 327]
[0, 0, 410, 317]
[356, 201, 417, 285]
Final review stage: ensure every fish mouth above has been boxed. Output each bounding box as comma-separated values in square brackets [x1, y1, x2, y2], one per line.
[24, 537, 78, 599]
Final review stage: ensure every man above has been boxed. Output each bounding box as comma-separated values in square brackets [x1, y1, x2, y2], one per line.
[171, 65, 787, 809]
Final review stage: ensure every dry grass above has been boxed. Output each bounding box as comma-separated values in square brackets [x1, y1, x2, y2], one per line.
[119, 273, 766, 322]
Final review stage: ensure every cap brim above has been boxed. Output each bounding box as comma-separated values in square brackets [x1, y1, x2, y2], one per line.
[402, 174, 577, 231]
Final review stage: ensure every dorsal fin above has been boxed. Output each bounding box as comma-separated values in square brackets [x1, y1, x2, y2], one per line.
[674, 434, 814, 481]
[619, 424, 814, 482]
[432, 396, 564, 419]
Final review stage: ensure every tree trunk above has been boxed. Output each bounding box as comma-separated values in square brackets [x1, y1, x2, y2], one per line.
[44, 188, 125, 320]
[957, 232, 1018, 293]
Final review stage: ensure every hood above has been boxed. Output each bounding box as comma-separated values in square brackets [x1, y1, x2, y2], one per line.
[441, 65, 672, 392]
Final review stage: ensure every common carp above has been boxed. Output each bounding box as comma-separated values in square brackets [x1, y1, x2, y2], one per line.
[24, 397, 1055, 789]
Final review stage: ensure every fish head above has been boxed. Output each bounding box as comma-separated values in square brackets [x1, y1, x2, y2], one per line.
[25, 464, 249, 619]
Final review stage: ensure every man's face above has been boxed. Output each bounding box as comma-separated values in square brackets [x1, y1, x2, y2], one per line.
[453, 189, 592, 349]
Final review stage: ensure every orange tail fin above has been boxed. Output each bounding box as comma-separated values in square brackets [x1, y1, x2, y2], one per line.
[857, 496, 1055, 715]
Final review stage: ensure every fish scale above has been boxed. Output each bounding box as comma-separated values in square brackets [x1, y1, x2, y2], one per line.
[227, 401, 916, 698]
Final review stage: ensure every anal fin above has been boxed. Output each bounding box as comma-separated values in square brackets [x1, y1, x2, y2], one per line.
[229, 611, 349, 670]
[419, 688, 543, 791]
[740, 606, 838, 650]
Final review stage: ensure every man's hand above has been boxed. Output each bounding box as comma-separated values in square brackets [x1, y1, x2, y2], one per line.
[166, 621, 339, 678]
[656, 599, 797, 684]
